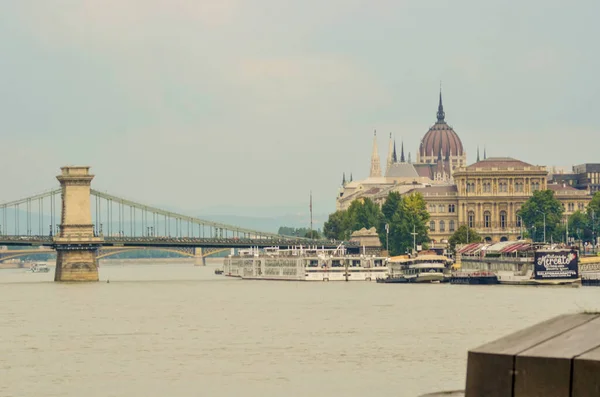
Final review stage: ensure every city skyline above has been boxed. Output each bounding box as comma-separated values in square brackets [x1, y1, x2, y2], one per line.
[2, 1, 599, 217]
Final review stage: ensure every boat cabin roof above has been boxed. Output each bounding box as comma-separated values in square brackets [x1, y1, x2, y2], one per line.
[409, 263, 447, 269]
[388, 254, 449, 263]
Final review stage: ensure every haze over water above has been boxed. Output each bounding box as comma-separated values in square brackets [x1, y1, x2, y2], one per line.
[2, 263, 599, 397]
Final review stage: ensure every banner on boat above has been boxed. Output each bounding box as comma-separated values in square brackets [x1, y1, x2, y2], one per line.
[534, 249, 579, 280]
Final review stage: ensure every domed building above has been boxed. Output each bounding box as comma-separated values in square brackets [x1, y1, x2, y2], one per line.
[416, 92, 466, 173]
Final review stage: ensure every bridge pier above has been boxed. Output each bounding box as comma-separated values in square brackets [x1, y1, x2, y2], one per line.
[53, 166, 104, 282]
[194, 247, 205, 266]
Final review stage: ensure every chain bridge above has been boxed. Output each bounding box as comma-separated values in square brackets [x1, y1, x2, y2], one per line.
[0, 166, 350, 281]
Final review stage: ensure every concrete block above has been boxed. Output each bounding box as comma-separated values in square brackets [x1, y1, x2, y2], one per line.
[572, 345, 600, 397]
[465, 314, 597, 397]
[514, 316, 600, 396]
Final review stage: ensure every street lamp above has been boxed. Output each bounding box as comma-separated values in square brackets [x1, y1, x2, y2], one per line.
[385, 223, 389, 253]
[535, 209, 546, 244]
[411, 224, 418, 254]
[591, 209, 597, 253]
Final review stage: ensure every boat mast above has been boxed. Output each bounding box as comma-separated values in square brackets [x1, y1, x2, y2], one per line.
[309, 190, 313, 239]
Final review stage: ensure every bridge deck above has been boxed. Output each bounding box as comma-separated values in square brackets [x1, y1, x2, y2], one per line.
[0, 235, 353, 249]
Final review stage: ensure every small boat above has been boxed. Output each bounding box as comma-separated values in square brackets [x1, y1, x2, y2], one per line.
[29, 263, 50, 273]
[376, 275, 410, 283]
[214, 269, 224, 275]
[450, 270, 499, 285]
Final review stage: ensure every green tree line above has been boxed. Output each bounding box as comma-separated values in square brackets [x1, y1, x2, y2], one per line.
[323, 192, 430, 256]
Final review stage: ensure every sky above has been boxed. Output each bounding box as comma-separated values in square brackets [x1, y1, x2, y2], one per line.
[1, 0, 599, 221]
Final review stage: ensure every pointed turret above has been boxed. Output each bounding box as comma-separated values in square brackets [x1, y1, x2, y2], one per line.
[476, 146, 480, 162]
[350, 173, 353, 182]
[400, 141, 405, 163]
[369, 130, 382, 178]
[437, 147, 443, 162]
[392, 140, 397, 163]
[437, 87, 445, 123]
[484, 146, 487, 160]
[385, 132, 394, 176]
[342, 172, 346, 186]
[408, 152, 412, 164]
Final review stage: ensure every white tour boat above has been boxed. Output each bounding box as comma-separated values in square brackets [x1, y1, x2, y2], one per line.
[223, 246, 388, 282]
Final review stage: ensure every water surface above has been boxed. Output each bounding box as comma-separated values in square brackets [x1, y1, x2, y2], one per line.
[1, 263, 599, 397]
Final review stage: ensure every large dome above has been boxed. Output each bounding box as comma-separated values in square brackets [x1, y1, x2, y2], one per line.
[418, 93, 464, 158]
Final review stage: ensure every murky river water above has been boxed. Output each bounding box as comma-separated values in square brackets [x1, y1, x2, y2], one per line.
[1, 262, 599, 397]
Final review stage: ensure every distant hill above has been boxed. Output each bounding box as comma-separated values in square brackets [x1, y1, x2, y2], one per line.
[198, 213, 329, 234]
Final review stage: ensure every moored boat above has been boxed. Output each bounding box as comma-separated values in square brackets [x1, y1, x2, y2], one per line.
[456, 242, 581, 286]
[450, 270, 499, 285]
[378, 253, 453, 284]
[223, 246, 387, 282]
[29, 263, 50, 273]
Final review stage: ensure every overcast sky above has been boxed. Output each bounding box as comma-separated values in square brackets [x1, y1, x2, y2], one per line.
[1, 1, 599, 218]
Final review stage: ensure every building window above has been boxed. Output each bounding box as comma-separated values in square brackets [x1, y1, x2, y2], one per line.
[515, 181, 523, 193]
[532, 181, 540, 191]
[499, 182, 508, 192]
[429, 205, 436, 213]
[430, 221, 436, 232]
[449, 220, 455, 232]
[468, 211, 475, 228]
[484, 211, 491, 228]
[439, 220, 445, 232]
[500, 211, 507, 229]
[483, 182, 491, 193]
[568, 203, 574, 212]
[438, 204, 445, 213]
[516, 216, 522, 227]
[448, 204, 455, 213]
[467, 182, 475, 193]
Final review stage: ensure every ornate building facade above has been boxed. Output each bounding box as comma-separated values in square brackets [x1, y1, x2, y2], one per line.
[335, 92, 593, 243]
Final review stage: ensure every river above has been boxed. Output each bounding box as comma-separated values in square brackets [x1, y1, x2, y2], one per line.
[1, 262, 599, 397]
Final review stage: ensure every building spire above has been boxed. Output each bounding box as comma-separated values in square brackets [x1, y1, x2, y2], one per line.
[477, 146, 480, 162]
[342, 172, 346, 186]
[484, 146, 487, 160]
[385, 132, 394, 176]
[408, 152, 412, 163]
[369, 130, 382, 178]
[392, 140, 397, 163]
[437, 83, 445, 123]
[400, 140, 405, 162]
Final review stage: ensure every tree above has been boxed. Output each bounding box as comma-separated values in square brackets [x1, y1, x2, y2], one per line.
[379, 192, 402, 249]
[323, 210, 347, 240]
[588, 192, 600, 243]
[323, 198, 383, 241]
[448, 225, 482, 252]
[588, 192, 600, 218]
[278, 226, 311, 237]
[381, 191, 401, 223]
[304, 230, 321, 239]
[388, 193, 430, 256]
[518, 190, 564, 242]
[568, 210, 589, 241]
[346, 198, 383, 234]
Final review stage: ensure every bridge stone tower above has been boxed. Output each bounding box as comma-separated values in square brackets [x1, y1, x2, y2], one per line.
[53, 166, 104, 282]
